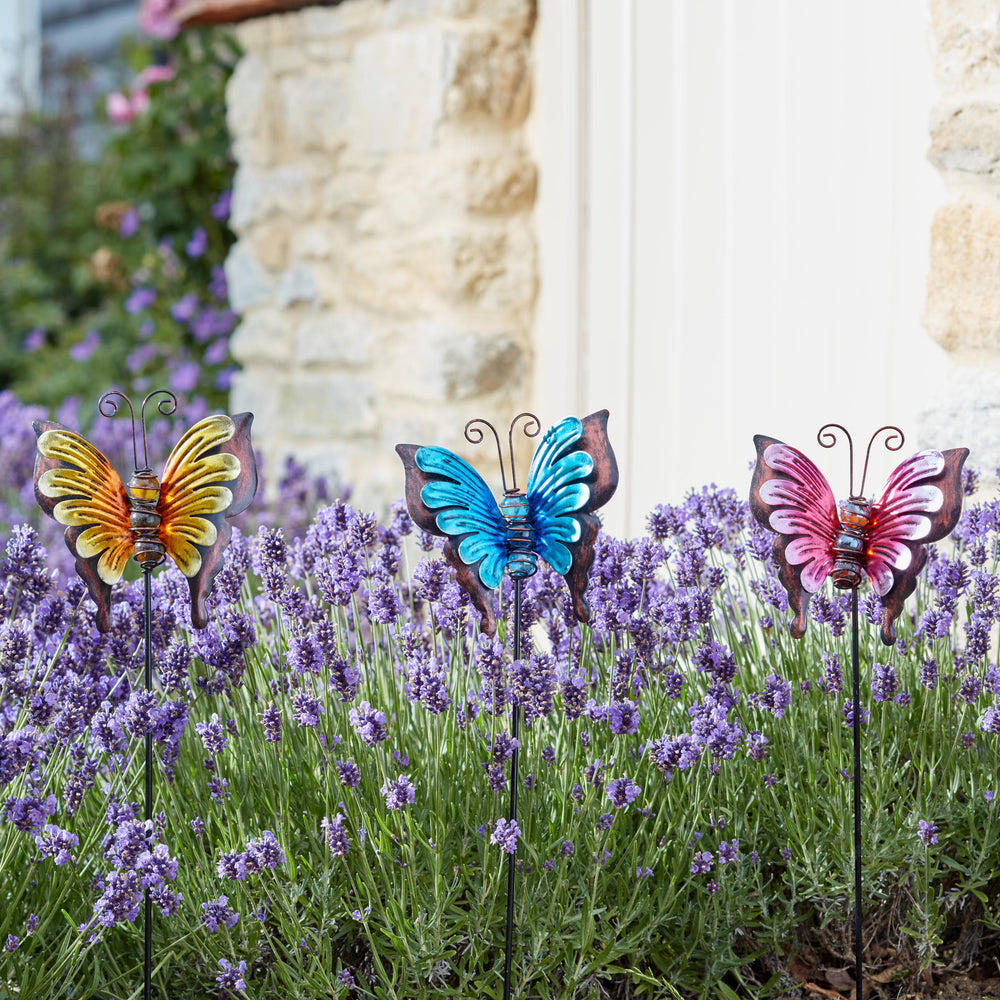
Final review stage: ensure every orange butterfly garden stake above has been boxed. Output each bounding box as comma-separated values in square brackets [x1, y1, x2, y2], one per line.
[32, 389, 258, 1000]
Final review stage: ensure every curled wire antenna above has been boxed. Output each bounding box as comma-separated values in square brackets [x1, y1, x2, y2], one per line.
[139, 390, 178, 470]
[506, 412, 540, 492]
[858, 425, 904, 498]
[465, 418, 508, 492]
[817, 423, 855, 498]
[98, 391, 139, 470]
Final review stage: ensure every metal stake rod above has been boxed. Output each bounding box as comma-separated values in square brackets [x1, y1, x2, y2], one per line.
[851, 587, 863, 1000]
[143, 566, 153, 1000]
[503, 576, 522, 1000]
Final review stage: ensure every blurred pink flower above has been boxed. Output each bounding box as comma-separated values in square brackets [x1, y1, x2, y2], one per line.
[138, 0, 182, 40]
[137, 63, 176, 87]
[106, 92, 135, 125]
[131, 89, 150, 116]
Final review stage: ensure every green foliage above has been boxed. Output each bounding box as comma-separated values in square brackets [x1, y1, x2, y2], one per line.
[0, 29, 240, 417]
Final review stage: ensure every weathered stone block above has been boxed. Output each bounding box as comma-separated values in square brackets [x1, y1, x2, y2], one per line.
[275, 266, 320, 307]
[231, 164, 316, 231]
[930, 101, 1000, 174]
[926, 198, 1000, 351]
[298, 0, 380, 39]
[225, 241, 275, 312]
[280, 372, 377, 437]
[280, 71, 350, 153]
[322, 168, 379, 222]
[432, 0, 534, 35]
[467, 152, 536, 213]
[918, 361, 1000, 473]
[251, 220, 290, 271]
[449, 220, 536, 312]
[384, 325, 524, 401]
[229, 310, 293, 366]
[350, 29, 447, 154]
[297, 312, 374, 366]
[444, 30, 531, 124]
[930, 0, 1000, 92]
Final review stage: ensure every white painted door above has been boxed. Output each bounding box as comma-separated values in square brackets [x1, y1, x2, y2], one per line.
[529, 0, 946, 537]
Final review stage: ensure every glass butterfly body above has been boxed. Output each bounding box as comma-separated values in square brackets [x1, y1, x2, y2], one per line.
[33, 397, 257, 632]
[396, 410, 618, 635]
[749, 432, 968, 645]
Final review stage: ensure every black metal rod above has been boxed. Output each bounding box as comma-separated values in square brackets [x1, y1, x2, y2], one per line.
[851, 587, 863, 1000]
[143, 567, 153, 1000]
[503, 577, 522, 1000]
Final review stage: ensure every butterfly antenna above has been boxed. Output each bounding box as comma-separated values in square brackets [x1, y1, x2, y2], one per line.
[465, 418, 509, 492]
[98, 391, 140, 470]
[858, 425, 904, 498]
[817, 423, 856, 497]
[507, 412, 540, 493]
[138, 390, 178, 471]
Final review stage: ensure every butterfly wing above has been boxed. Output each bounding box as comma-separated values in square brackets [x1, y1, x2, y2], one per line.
[33, 421, 134, 631]
[395, 443, 507, 634]
[526, 409, 619, 624]
[158, 413, 257, 628]
[749, 435, 839, 638]
[866, 447, 968, 645]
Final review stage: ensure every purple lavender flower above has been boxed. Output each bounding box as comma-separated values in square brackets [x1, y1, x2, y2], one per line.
[336, 759, 361, 788]
[119, 208, 140, 237]
[202, 895, 239, 933]
[211, 190, 232, 221]
[196, 714, 228, 755]
[690, 851, 713, 875]
[35, 824, 79, 865]
[186, 226, 208, 258]
[245, 831, 285, 874]
[349, 701, 387, 746]
[322, 813, 351, 857]
[760, 673, 792, 718]
[261, 703, 282, 743]
[93, 870, 142, 926]
[871, 663, 899, 703]
[606, 777, 641, 809]
[22, 328, 45, 352]
[608, 699, 640, 736]
[717, 840, 739, 865]
[560, 840, 574, 856]
[491, 818, 521, 854]
[217, 851, 247, 881]
[381, 776, 415, 811]
[217, 958, 247, 995]
[918, 820, 938, 846]
[292, 691, 324, 728]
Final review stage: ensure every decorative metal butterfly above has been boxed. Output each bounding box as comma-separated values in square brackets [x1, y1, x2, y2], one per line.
[33, 390, 258, 632]
[396, 410, 619, 635]
[749, 424, 968, 645]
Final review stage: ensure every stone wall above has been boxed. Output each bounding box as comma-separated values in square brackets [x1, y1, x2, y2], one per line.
[923, 0, 1000, 467]
[225, 0, 538, 509]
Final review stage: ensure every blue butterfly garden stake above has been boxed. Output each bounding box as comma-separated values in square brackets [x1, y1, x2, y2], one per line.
[397, 409, 619, 1000]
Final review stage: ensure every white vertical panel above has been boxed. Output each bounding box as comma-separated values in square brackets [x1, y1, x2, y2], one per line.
[531, 0, 942, 531]
[577, 0, 636, 537]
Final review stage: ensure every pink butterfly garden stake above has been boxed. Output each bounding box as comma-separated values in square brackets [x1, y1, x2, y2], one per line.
[749, 425, 969, 1000]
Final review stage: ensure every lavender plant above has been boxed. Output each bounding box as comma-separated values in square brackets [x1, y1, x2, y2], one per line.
[0, 475, 997, 999]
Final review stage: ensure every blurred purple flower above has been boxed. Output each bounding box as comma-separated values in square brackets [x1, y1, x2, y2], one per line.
[22, 328, 45, 352]
[186, 227, 208, 259]
[69, 330, 100, 362]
